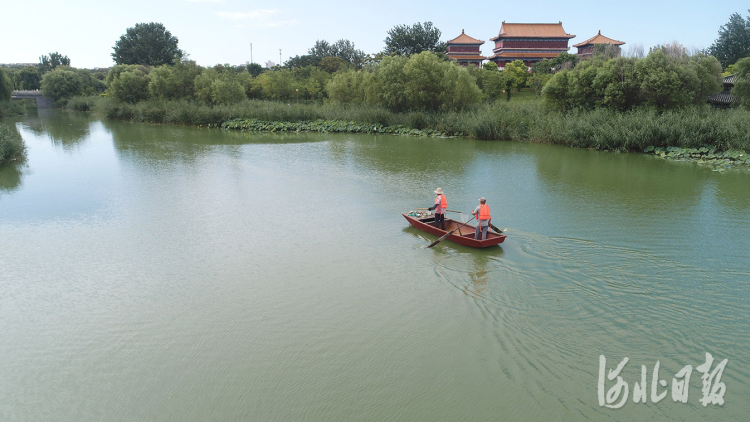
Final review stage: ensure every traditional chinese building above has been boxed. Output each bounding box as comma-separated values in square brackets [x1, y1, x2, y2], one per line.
[573, 31, 625, 60]
[446, 30, 486, 67]
[488, 22, 575, 68]
[707, 74, 739, 108]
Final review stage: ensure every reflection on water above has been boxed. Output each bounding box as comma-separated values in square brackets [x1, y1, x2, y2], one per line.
[0, 162, 24, 195]
[1, 110, 749, 422]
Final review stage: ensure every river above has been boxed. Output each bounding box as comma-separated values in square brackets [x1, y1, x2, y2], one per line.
[1, 110, 748, 421]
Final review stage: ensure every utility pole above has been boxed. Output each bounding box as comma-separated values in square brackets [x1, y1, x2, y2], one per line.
[279, 49, 282, 67]
[250, 43, 253, 64]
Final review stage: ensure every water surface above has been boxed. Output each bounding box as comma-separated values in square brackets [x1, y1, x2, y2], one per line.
[1, 111, 748, 421]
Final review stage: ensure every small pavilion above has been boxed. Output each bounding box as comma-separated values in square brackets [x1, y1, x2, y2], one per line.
[573, 31, 625, 59]
[446, 30, 486, 67]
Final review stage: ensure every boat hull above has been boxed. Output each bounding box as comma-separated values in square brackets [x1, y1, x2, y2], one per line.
[402, 214, 506, 248]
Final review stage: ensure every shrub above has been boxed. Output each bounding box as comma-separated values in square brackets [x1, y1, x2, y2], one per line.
[0, 123, 26, 165]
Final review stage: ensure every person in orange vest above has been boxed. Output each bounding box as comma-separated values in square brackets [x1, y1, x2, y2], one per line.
[471, 197, 492, 240]
[427, 187, 447, 230]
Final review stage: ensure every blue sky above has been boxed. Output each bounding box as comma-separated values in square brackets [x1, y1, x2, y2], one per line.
[1, 0, 748, 68]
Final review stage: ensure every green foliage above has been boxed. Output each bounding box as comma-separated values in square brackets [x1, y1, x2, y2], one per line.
[319, 57, 349, 73]
[0, 123, 26, 165]
[148, 59, 202, 100]
[0, 100, 28, 117]
[17, 66, 41, 90]
[503, 60, 529, 92]
[38, 52, 70, 74]
[542, 49, 723, 111]
[550, 52, 579, 70]
[194, 68, 248, 105]
[372, 55, 409, 111]
[308, 39, 367, 69]
[529, 73, 552, 97]
[326, 71, 372, 104]
[107, 65, 150, 103]
[530, 59, 553, 75]
[247, 63, 265, 77]
[0, 68, 12, 101]
[383, 21, 446, 56]
[41, 68, 85, 102]
[112, 22, 183, 66]
[482, 62, 499, 71]
[708, 10, 750, 68]
[733, 57, 750, 108]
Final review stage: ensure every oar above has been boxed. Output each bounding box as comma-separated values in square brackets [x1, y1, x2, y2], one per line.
[427, 216, 476, 248]
[489, 223, 504, 234]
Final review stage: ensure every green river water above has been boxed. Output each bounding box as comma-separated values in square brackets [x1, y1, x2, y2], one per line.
[1, 110, 749, 421]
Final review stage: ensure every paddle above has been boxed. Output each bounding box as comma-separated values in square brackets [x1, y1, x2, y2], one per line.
[489, 223, 503, 234]
[427, 216, 476, 248]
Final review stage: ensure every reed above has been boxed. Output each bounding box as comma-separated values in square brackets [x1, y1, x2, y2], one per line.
[0, 123, 26, 165]
[67, 96, 750, 152]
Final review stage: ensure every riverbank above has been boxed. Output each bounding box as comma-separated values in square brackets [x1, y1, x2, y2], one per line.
[66, 96, 750, 153]
[0, 123, 25, 165]
[0, 100, 28, 118]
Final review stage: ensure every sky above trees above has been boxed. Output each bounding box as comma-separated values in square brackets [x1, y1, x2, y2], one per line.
[1, 0, 747, 68]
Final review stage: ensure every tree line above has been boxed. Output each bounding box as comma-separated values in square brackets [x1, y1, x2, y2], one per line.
[5, 10, 750, 112]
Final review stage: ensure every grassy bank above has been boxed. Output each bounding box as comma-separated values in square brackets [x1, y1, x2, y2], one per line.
[67, 96, 750, 152]
[0, 100, 29, 118]
[0, 123, 25, 165]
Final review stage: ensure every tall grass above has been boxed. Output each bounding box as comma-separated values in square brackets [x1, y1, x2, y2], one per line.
[0, 123, 26, 165]
[0, 100, 29, 118]
[66, 95, 750, 152]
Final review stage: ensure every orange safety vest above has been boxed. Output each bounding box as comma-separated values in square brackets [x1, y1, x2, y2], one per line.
[479, 204, 491, 220]
[435, 194, 447, 209]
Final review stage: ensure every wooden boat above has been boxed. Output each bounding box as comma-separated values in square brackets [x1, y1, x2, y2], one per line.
[402, 213, 506, 248]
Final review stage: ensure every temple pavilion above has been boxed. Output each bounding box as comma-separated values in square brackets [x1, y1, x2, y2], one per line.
[488, 22, 575, 68]
[573, 31, 625, 59]
[446, 30, 486, 66]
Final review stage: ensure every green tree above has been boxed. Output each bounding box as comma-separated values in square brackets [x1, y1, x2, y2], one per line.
[636, 49, 695, 110]
[529, 73, 552, 97]
[550, 52, 579, 70]
[18, 66, 41, 90]
[284, 55, 321, 69]
[373, 55, 409, 111]
[247, 63, 264, 77]
[319, 56, 349, 73]
[308, 39, 367, 69]
[149, 59, 202, 100]
[708, 11, 750, 68]
[542, 70, 572, 111]
[0, 68, 13, 101]
[107, 65, 150, 103]
[482, 62, 499, 71]
[327, 70, 371, 104]
[112, 22, 183, 66]
[441, 64, 483, 111]
[402, 51, 447, 111]
[688, 53, 722, 103]
[592, 57, 641, 111]
[383, 21, 446, 56]
[38, 52, 70, 74]
[732, 57, 750, 108]
[41, 68, 85, 102]
[503, 60, 528, 92]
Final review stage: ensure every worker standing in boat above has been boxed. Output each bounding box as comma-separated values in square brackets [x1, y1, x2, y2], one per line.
[472, 197, 491, 240]
[427, 187, 447, 230]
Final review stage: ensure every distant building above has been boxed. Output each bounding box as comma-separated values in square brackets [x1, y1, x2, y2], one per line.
[265, 61, 276, 69]
[707, 74, 740, 108]
[573, 31, 625, 60]
[446, 30, 486, 67]
[488, 22, 575, 68]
